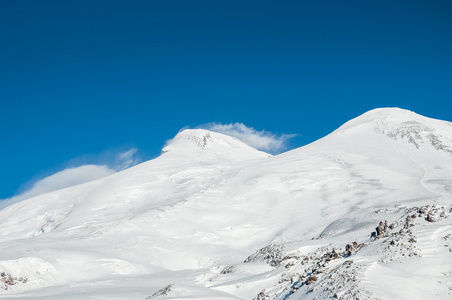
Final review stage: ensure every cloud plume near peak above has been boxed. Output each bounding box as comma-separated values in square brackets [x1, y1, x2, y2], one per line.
[200, 123, 297, 154]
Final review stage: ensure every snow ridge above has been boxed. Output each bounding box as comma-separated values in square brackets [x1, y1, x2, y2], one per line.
[0, 108, 451, 299]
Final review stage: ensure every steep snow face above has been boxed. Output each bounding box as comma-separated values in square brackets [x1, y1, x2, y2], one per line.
[0, 108, 451, 299]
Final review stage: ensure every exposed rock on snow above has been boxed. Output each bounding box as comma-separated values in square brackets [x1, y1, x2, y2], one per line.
[0, 273, 28, 291]
[244, 244, 286, 267]
[147, 284, 174, 299]
[0, 108, 451, 299]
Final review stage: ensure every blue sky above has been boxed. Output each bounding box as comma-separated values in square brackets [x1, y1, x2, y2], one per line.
[1, 0, 451, 199]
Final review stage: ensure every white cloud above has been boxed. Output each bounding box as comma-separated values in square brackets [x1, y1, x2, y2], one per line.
[200, 123, 297, 153]
[0, 165, 115, 209]
[115, 148, 139, 170]
[0, 147, 141, 209]
[20, 165, 114, 198]
[65, 147, 141, 172]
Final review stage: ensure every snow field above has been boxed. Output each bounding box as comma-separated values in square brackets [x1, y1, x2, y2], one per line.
[0, 108, 451, 299]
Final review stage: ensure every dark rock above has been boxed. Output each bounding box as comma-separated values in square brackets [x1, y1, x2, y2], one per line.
[148, 284, 174, 299]
[306, 275, 318, 285]
[256, 289, 268, 300]
[376, 221, 385, 236]
[220, 266, 237, 274]
[244, 244, 285, 267]
[427, 214, 436, 222]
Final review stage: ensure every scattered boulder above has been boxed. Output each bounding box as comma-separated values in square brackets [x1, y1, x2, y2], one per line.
[427, 214, 436, 222]
[418, 206, 428, 214]
[408, 237, 417, 243]
[376, 221, 385, 236]
[330, 248, 340, 260]
[306, 275, 318, 285]
[256, 289, 269, 300]
[0, 272, 28, 291]
[374, 220, 389, 238]
[345, 244, 353, 252]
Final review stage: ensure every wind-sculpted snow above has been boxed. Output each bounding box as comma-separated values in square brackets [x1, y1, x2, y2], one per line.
[0, 108, 451, 299]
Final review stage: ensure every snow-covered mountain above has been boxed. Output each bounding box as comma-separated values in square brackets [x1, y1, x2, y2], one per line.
[0, 108, 451, 299]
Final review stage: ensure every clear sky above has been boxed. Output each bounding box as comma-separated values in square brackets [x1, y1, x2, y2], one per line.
[1, 0, 451, 200]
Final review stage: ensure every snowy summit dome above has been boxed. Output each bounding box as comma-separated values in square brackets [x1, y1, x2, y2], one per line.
[161, 129, 270, 161]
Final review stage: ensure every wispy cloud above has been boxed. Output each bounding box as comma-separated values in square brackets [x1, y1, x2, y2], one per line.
[0, 147, 141, 209]
[200, 123, 297, 154]
[65, 147, 141, 172]
[115, 148, 139, 170]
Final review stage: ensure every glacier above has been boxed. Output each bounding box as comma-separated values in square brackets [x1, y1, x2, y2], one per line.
[0, 108, 451, 299]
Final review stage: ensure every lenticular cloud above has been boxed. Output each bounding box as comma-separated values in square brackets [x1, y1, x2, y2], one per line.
[201, 122, 297, 154]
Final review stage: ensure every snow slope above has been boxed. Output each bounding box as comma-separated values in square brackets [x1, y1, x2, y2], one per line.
[0, 108, 451, 299]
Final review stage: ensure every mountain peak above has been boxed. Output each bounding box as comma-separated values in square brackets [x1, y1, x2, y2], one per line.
[0, 109, 451, 299]
[163, 129, 214, 152]
[331, 107, 452, 153]
[337, 107, 419, 130]
[161, 128, 270, 161]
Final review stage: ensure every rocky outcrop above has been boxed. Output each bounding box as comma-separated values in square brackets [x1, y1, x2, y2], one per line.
[147, 284, 174, 299]
[244, 244, 286, 267]
[0, 272, 28, 291]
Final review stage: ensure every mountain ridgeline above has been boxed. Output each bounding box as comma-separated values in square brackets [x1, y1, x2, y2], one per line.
[0, 108, 451, 299]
